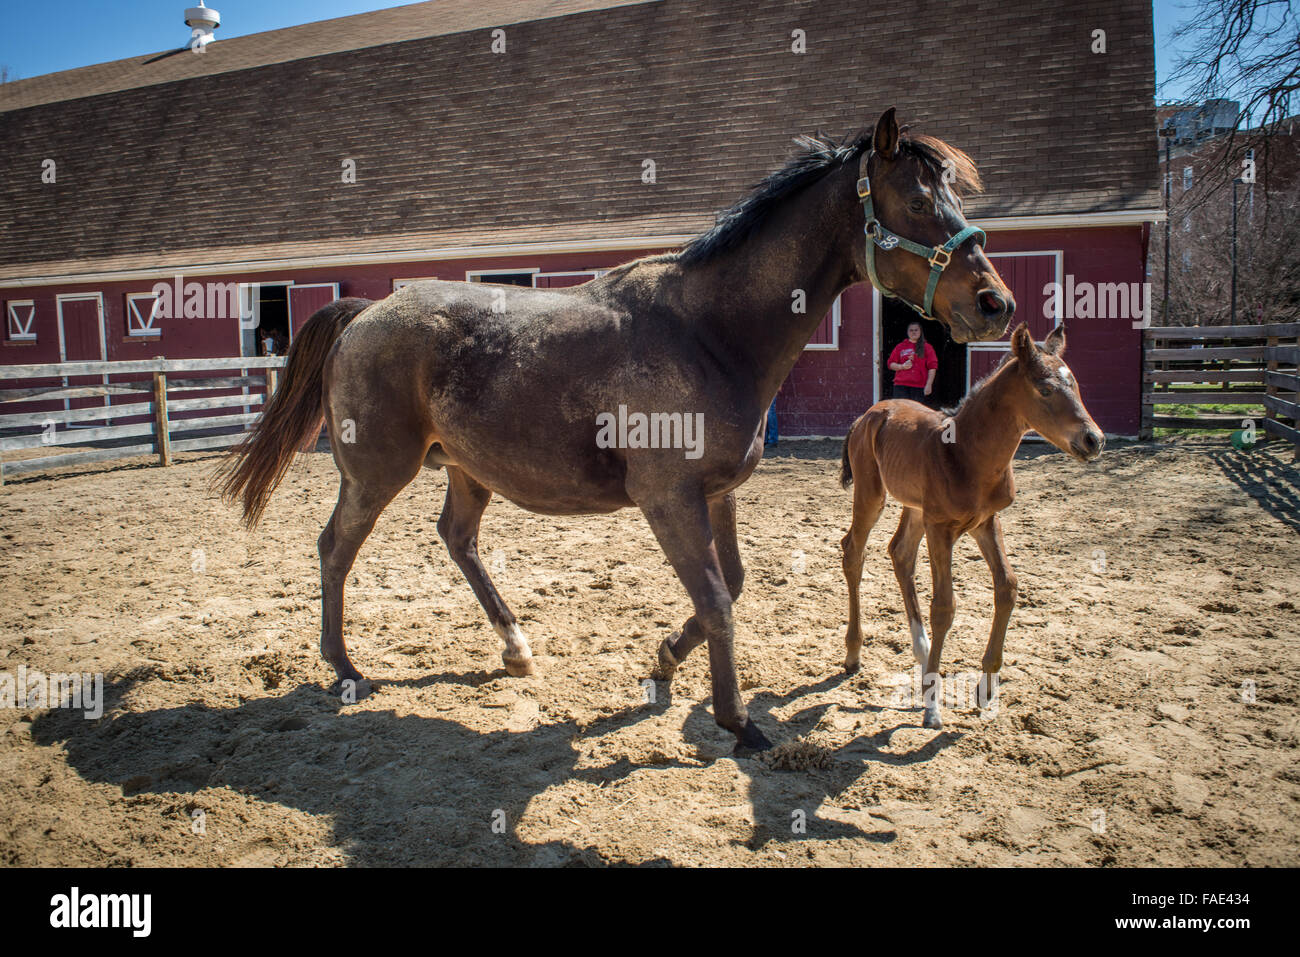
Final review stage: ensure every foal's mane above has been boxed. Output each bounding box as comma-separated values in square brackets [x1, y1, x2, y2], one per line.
[678, 128, 982, 265]
[940, 350, 1014, 418]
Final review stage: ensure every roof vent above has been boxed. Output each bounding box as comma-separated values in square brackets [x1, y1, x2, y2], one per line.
[184, 2, 221, 51]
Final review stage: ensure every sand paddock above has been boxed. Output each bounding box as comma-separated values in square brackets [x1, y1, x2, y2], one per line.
[0, 436, 1296, 866]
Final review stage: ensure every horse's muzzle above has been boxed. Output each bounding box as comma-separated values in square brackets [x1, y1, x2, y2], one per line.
[1070, 429, 1105, 462]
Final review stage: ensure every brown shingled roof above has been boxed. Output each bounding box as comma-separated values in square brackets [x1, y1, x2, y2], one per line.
[0, 0, 1160, 283]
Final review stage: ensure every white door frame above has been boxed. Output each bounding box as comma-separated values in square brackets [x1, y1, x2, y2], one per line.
[55, 292, 108, 422]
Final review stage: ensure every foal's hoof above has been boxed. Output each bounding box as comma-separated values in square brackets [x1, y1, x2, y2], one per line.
[502, 653, 535, 677]
[843, 657, 860, 674]
[731, 718, 773, 758]
[975, 674, 998, 709]
[922, 708, 943, 730]
[328, 676, 375, 702]
[650, 636, 680, 682]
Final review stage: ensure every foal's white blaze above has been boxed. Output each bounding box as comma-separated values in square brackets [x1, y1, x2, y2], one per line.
[1059, 365, 1074, 387]
[909, 619, 930, 668]
[494, 621, 533, 663]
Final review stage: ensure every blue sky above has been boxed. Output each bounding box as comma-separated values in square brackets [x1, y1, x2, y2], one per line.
[1, 0, 1198, 100]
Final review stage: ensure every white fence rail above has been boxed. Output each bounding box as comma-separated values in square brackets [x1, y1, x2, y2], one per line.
[0, 356, 285, 482]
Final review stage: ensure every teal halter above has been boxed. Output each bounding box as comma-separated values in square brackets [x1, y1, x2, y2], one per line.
[857, 150, 986, 322]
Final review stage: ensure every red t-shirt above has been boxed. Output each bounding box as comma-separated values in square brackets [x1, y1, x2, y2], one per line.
[888, 340, 938, 388]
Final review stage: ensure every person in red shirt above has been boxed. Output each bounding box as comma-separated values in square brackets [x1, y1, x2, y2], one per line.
[887, 321, 938, 403]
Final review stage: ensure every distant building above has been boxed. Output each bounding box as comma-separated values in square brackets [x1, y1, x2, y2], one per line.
[1151, 100, 1299, 325]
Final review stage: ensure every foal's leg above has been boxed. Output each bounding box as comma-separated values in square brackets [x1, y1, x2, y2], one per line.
[642, 493, 770, 755]
[437, 467, 534, 676]
[921, 522, 958, 729]
[969, 515, 1018, 709]
[655, 492, 743, 680]
[841, 460, 886, 672]
[888, 508, 929, 671]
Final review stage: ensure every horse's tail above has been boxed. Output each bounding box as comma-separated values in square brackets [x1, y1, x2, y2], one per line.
[839, 419, 858, 489]
[214, 297, 372, 529]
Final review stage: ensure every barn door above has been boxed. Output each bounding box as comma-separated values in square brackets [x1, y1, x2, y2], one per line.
[288, 283, 340, 343]
[56, 295, 108, 424]
[967, 252, 1061, 390]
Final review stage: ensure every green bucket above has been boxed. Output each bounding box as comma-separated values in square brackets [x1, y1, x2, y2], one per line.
[1230, 429, 1256, 451]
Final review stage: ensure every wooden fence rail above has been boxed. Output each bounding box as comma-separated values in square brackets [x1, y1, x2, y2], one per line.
[0, 356, 285, 483]
[1141, 322, 1300, 450]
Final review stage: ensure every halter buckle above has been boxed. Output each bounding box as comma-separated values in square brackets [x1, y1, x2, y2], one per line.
[856, 177, 871, 198]
[928, 247, 952, 269]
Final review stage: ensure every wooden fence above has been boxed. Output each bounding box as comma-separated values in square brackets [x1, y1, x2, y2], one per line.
[1142, 322, 1300, 449]
[0, 356, 285, 483]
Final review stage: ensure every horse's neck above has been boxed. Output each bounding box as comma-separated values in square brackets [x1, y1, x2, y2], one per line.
[952, 363, 1029, 476]
[677, 161, 863, 403]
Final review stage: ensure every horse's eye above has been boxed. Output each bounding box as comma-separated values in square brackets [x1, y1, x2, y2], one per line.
[908, 199, 926, 213]
[1037, 384, 1053, 398]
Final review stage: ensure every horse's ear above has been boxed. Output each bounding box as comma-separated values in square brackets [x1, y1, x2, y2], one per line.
[1010, 323, 1036, 365]
[873, 108, 900, 160]
[1043, 324, 1066, 356]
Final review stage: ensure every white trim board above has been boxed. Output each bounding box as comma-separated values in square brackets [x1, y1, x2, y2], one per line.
[0, 210, 1166, 289]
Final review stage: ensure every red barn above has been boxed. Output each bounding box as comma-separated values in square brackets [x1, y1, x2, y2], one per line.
[0, 0, 1161, 436]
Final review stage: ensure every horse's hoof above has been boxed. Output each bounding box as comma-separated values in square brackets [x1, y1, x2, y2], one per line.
[922, 709, 943, 729]
[732, 718, 773, 757]
[843, 658, 860, 674]
[502, 653, 535, 677]
[329, 676, 374, 702]
[651, 636, 680, 682]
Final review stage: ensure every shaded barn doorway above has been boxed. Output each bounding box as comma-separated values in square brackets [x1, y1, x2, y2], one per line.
[878, 298, 967, 409]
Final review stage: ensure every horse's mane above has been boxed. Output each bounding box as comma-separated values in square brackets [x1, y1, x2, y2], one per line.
[678, 127, 982, 266]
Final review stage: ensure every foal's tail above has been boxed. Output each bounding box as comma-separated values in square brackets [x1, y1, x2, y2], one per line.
[839, 420, 858, 489]
[214, 297, 372, 529]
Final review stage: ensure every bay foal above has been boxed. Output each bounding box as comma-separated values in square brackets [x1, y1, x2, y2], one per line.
[839, 323, 1103, 728]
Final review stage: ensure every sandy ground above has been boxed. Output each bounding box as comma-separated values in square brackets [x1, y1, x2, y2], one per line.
[0, 436, 1296, 867]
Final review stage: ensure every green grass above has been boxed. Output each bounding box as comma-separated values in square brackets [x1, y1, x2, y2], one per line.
[1153, 401, 1266, 438]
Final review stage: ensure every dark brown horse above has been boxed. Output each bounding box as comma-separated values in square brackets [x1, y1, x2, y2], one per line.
[839, 323, 1103, 729]
[217, 108, 1013, 754]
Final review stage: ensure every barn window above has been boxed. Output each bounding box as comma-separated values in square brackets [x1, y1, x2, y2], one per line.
[804, 296, 842, 350]
[125, 293, 162, 337]
[5, 300, 37, 341]
[467, 269, 537, 286]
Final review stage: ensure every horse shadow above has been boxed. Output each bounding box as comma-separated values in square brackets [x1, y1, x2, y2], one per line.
[691, 672, 962, 851]
[29, 666, 959, 865]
